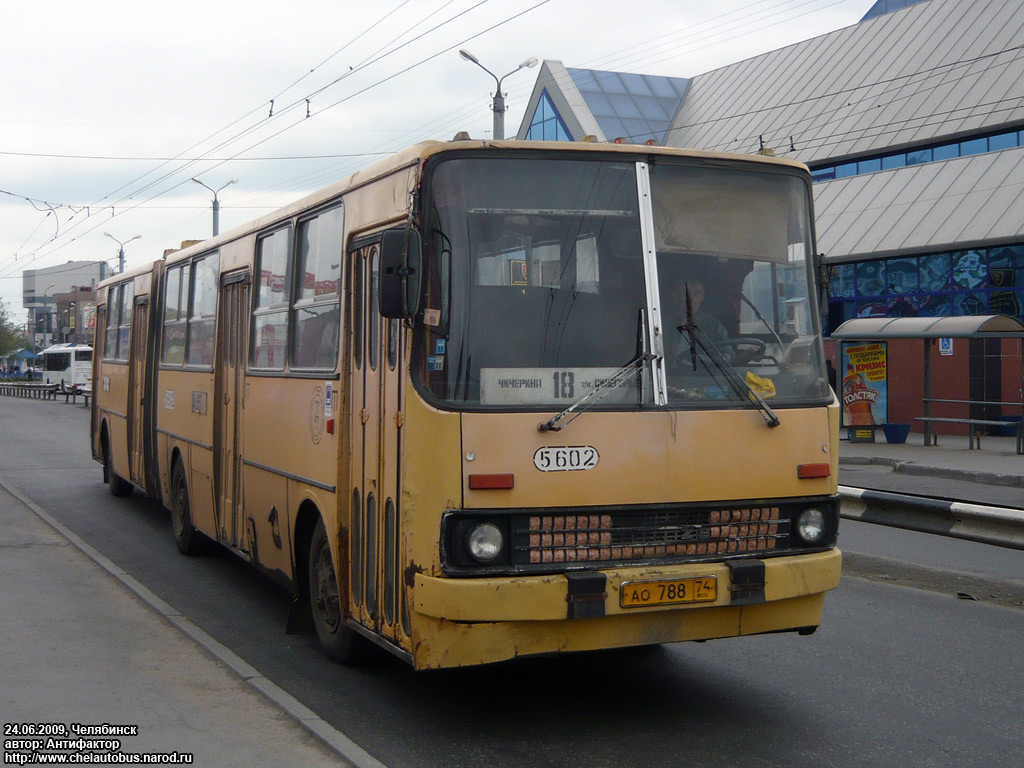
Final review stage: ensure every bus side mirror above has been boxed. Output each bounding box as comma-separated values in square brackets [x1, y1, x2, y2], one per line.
[380, 227, 422, 319]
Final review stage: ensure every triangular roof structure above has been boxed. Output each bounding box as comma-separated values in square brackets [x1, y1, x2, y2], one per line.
[517, 61, 689, 144]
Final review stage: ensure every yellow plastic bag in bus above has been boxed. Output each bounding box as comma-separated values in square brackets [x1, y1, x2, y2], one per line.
[745, 371, 777, 400]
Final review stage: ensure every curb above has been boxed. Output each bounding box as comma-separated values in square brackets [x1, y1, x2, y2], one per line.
[839, 457, 1024, 488]
[0, 479, 388, 768]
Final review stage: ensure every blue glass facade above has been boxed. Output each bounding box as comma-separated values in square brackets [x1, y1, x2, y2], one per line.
[861, 0, 929, 22]
[566, 68, 689, 145]
[828, 245, 1024, 330]
[811, 129, 1024, 182]
[525, 90, 573, 142]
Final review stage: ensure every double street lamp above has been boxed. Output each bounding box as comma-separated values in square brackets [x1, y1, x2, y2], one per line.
[459, 49, 538, 140]
[104, 232, 141, 274]
[191, 177, 238, 237]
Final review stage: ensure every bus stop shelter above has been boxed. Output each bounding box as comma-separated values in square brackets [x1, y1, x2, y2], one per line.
[831, 315, 1024, 453]
[3, 348, 39, 376]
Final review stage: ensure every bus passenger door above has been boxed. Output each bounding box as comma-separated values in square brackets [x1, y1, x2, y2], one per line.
[127, 300, 148, 486]
[348, 242, 404, 641]
[215, 272, 249, 551]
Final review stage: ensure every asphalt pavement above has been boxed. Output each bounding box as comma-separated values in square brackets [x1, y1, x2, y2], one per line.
[1, 423, 1020, 767]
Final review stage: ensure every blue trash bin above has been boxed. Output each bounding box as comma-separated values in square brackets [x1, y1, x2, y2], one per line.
[882, 423, 910, 444]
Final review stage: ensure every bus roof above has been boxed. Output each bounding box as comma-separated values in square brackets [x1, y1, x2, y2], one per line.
[106, 138, 812, 283]
[40, 343, 93, 354]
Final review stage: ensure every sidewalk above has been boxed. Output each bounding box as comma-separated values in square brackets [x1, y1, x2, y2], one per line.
[838, 431, 1024, 507]
[0, 483, 359, 768]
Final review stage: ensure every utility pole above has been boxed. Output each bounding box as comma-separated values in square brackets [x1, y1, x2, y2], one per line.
[192, 178, 238, 237]
[104, 232, 141, 274]
[42, 283, 55, 351]
[459, 50, 538, 140]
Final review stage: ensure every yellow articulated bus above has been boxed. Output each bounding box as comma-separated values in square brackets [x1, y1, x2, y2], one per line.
[92, 139, 841, 670]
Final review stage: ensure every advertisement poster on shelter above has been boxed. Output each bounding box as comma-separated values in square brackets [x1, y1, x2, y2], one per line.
[840, 342, 888, 427]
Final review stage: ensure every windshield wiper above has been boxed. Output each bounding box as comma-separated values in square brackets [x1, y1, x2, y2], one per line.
[539, 309, 658, 432]
[738, 292, 785, 354]
[677, 315, 781, 429]
[538, 351, 656, 433]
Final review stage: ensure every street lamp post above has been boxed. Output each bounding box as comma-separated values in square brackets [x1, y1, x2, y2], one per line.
[191, 178, 238, 237]
[104, 232, 141, 274]
[42, 283, 55, 352]
[67, 301, 77, 344]
[459, 49, 538, 140]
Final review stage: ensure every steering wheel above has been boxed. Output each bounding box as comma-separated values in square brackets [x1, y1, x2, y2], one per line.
[716, 337, 766, 358]
[674, 337, 769, 370]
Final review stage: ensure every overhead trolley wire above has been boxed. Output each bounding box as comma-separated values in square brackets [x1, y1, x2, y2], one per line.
[2, 0, 552, 278]
[0, 0, 494, 275]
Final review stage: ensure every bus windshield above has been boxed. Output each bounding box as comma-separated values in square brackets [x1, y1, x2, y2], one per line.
[418, 154, 830, 410]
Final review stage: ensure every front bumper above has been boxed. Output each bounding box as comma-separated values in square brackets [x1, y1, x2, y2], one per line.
[408, 549, 841, 669]
[415, 548, 841, 622]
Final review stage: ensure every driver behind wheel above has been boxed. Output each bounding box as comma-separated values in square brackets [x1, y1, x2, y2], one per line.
[667, 276, 727, 362]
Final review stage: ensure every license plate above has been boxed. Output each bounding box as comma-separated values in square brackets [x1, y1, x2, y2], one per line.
[619, 577, 718, 608]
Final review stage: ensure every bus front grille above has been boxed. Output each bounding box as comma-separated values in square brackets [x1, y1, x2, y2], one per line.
[512, 506, 788, 565]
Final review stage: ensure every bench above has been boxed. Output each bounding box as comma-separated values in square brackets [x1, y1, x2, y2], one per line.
[914, 416, 1023, 454]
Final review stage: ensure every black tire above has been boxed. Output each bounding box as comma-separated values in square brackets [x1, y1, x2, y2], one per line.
[308, 518, 369, 664]
[170, 462, 201, 555]
[103, 433, 132, 498]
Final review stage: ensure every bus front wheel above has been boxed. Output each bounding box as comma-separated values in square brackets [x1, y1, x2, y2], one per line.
[308, 518, 369, 664]
[170, 463, 201, 555]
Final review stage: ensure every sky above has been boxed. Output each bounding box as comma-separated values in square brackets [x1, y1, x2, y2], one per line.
[0, 0, 876, 326]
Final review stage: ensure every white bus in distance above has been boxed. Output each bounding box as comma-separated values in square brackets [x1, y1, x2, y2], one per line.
[39, 343, 93, 389]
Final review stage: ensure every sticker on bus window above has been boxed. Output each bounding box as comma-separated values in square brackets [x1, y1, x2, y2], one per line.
[427, 356, 445, 371]
[510, 259, 528, 286]
[424, 308, 441, 327]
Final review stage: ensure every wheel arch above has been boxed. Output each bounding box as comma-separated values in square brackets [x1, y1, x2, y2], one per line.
[164, 445, 186, 504]
[293, 499, 325, 599]
[99, 419, 112, 482]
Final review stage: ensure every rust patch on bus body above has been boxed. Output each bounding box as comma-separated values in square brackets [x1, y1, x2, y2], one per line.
[404, 561, 423, 589]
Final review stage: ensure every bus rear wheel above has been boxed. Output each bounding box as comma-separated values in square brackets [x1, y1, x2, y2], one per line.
[170, 462, 202, 555]
[308, 518, 369, 664]
[102, 433, 132, 498]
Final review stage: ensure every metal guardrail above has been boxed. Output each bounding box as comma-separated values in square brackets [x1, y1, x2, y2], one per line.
[840, 485, 1024, 550]
[0, 381, 59, 400]
[0, 381, 91, 405]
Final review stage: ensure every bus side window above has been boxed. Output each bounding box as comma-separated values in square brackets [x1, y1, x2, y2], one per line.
[187, 254, 220, 367]
[251, 227, 291, 371]
[104, 284, 121, 360]
[294, 307, 339, 369]
[292, 204, 343, 370]
[117, 281, 134, 362]
[163, 265, 188, 365]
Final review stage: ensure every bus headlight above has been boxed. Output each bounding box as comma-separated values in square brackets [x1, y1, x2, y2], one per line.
[796, 508, 827, 544]
[466, 522, 504, 563]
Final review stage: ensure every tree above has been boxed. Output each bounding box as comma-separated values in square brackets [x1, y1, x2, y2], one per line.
[0, 299, 24, 358]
